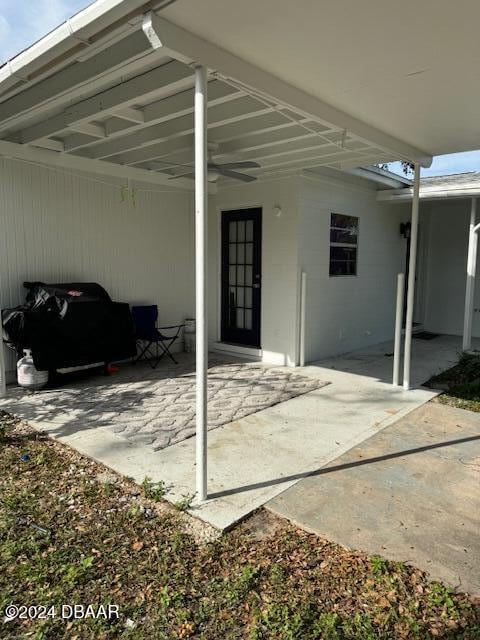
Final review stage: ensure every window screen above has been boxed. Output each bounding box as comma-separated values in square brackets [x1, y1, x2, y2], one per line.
[329, 213, 358, 276]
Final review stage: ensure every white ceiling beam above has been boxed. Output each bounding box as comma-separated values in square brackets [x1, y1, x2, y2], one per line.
[228, 141, 344, 165]
[66, 60, 193, 123]
[246, 148, 370, 172]
[0, 138, 217, 192]
[69, 122, 106, 138]
[107, 135, 195, 166]
[101, 80, 240, 138]
[31, 138, 65, 152]
[13, 60, 193, 145]
[145, 13, 432, 167]
[207, 111, 294, 144]
[110, 117, 308, 167]
[112, 107, 145, 123]
[80, 96, 272, 159]
[63, 132, 102, 152]
[217, 126, 316, 156]
[144, 136, 370, 170]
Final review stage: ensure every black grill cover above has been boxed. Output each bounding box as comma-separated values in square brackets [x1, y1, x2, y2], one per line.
[2, 282, 136, 371]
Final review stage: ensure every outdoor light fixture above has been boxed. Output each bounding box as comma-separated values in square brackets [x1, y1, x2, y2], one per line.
[273, 205, 282, 217]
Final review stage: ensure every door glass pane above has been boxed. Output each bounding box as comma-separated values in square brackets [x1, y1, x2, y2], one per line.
[229, 221, 237, 242]
[229, 243, 236, 264]
[245, 309, 252, 330]
[245, 243, 253, 265]
[246, 220, 253, 241]
[237, 243, 245, 265]
[236, 308, 244, 329]
[237, 286, 244, 307]
[245, 288, 252, 309]
[237, 220, 245, 242]
[229, 266, 236, 285]
[245, 265, 253, 285]
[237, 266, 245, 285]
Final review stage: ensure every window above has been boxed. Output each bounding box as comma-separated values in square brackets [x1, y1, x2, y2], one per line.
[329, 213, 358, 276]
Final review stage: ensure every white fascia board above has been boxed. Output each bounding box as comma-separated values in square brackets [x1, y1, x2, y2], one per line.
[0, 1, 148, 92]
[0, 138, 216, 193]
[377, 185, 480, 202]
[144, 13, 432, 168]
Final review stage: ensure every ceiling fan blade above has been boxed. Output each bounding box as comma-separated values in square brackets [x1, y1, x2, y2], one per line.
[150, 160, 194, 170]
[217, 168, 257, 182]
[213, 161, 261, 170]
[168, 172, 195, 180]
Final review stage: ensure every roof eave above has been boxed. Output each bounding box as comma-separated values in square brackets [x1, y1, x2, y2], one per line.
[0, 0, 155, 98]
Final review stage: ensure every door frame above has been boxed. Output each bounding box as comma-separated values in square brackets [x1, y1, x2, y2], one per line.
[219, 206, 262, 349]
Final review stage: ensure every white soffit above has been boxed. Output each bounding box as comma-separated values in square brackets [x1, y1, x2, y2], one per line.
[162, 0, 480, 157]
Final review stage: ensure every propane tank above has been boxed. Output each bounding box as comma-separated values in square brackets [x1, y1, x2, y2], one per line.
[17, 349, 48, 391]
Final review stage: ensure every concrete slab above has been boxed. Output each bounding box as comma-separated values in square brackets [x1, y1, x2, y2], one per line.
[0, 336, 472, 529]
[267, 402, 480, 595]
[1, 334, 471, 530]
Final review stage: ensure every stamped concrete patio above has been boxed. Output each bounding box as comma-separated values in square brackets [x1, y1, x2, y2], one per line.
[1, 355, 323, 451]
[0, 334, 471, 530]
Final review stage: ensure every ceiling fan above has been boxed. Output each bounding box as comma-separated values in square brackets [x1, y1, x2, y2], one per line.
[150, 146, 261, 183]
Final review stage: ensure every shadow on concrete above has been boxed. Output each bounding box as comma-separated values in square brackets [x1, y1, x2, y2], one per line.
[208, 433, 480, 499]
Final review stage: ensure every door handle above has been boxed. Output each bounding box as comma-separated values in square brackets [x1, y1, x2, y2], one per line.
[253, 283, 261, 289]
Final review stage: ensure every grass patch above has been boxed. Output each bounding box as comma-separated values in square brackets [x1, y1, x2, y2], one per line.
[428, 352, 480, 412]
[0, 413, 479, 639]
[141, 476, 168, 502]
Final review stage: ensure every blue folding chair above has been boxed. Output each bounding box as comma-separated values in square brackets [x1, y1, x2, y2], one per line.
[131, 305, 183, 367]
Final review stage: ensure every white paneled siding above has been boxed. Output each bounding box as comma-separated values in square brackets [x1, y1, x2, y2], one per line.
[298, 174, 406, 362]
[0, 158, 194, 373]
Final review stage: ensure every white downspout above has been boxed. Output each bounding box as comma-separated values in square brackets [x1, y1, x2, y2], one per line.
[403, 163, 421, 390]
[462, 198, 478, 351]
[194, 65, 208, 502]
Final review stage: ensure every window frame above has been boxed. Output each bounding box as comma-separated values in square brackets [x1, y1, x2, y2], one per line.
[328, 212, 359, 278]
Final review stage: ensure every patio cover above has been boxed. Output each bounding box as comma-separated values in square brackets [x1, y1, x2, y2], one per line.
[0, 0, 478, 499]
[0, 0, 443, 183]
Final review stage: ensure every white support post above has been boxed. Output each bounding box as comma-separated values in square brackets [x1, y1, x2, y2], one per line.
[403, 163, 421, 390]
[194, 66, 208, 502]
[462, 198, 478, 352]
[299, 272, 307, 367]
[392, 273, 405, 386]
